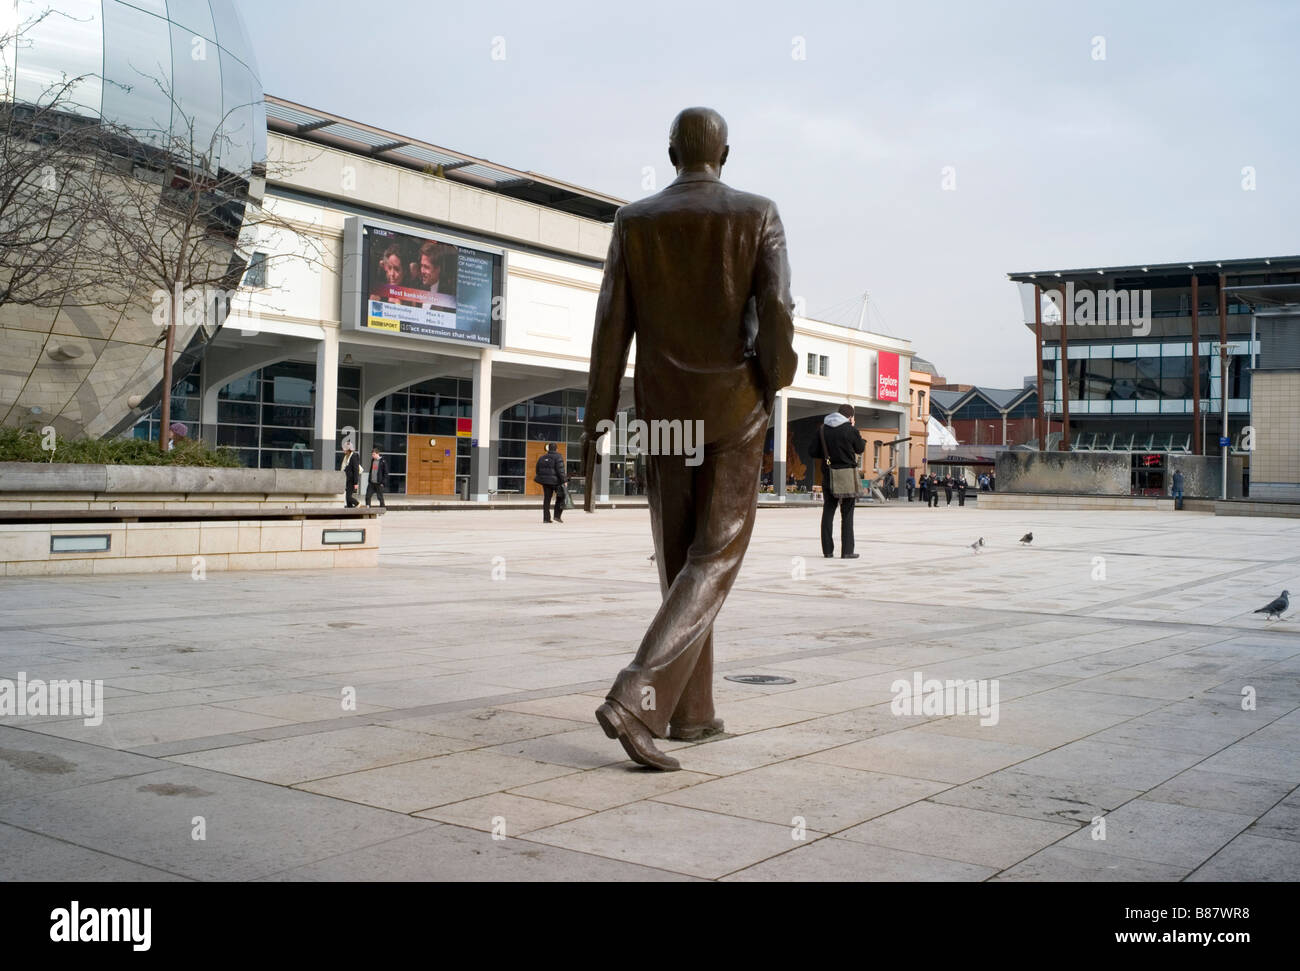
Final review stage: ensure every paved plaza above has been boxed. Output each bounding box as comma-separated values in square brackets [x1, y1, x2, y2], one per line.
[2, 504, 1298, 882]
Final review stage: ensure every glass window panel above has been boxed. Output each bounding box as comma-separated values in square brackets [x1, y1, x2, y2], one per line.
[1161, 356, 1191, 399]
[497, 439, 524, 459]
[261, 426, 312, 450]
[1135, 356, 1161, 399]
[337, 366, 361, 390]
[498, 459, 525, 478]
[1084, 358, 1112, 399]
[431, 416, 456, 436]
[1065, 361, 1083, 400]
[171, 398, 199, 421]
[102, 0, 173, 143]
[208, 0, 255, 68]
[1111, 357, 1137, 400]
[121, 0, 167, 14]
[263, 449, 313, 469]
[336, 390, 360, 412]
[169, 22, 222, 170]
[217, 424, 258, 447]
[166, 0, 216, 41]
[386, 455, 406, 475]
[407, 394, 434, 415]
[217, 49, 254, 177]
[14, 0, 104, 115]
[409, 415, 434, 435]
[218, 371, 259, 399]
[499, 420, 526, 440]
[496, 477, 524, 494]
[261, 403, 312, 428]
[377, 392, 408, 413]
[217, 400, 258, 424]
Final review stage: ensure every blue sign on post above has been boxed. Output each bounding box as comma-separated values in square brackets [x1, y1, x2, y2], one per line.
[1219, 436, 1231, 447]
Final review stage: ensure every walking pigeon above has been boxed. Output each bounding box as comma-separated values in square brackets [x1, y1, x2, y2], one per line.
[648, 553, 656, 562]
[1019, 532, 1033, 545]
[1254, 590, 1289, 621]
[970, 537, 984, 554]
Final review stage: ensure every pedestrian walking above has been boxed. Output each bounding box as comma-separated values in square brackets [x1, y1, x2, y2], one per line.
[1172, 469, 1185, 510]
[365, 447, 389, 508]
[943, 475, 953, 506]
[930, 475, 940, 508]
[810, 404, 865, 559]
[919, 474, 929, 505]
[534, 442, 568, 523]
[957, 476, 967, 507]
[989, 471, 996, 492]
[906, 474, 915, 502]
[341, 443, 361, 508]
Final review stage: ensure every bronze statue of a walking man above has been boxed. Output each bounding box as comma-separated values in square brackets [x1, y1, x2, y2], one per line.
[583, 107, 798, 770]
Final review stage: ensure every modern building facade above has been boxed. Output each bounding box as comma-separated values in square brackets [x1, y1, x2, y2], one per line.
[125, 96, 917, 500]
[929, 385, 1039, 448]
[1008, 257, 1300, 457]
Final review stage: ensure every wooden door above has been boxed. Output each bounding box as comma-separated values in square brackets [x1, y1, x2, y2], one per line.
[525, 442, 566, 496]
[406, 434, 457, 495]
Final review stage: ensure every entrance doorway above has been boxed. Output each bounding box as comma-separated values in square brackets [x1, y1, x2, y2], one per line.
[406, 434, 458, 495]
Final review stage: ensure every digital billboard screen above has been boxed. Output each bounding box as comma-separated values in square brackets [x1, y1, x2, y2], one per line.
[358, 224, 502, 346]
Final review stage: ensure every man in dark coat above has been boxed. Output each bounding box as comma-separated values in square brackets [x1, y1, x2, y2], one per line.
[906, 474, 915, 502]
[957, 475, 967, 507]
[365, 447, 389, 508]
[810, 404, 866, 559]
[341, 443, 361, 508]
[534, 442, 567, 523]
[931, 474, 941, 507]
[943, 475, 954, 505]
[582, 107, 798, 771]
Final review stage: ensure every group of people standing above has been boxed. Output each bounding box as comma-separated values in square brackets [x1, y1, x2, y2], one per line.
[906, 472, 970, 507]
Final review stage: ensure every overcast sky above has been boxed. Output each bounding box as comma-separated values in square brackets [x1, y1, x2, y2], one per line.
[241, 0, 1300, 387]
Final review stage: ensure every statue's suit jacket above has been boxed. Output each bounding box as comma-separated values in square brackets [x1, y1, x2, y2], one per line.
[585, 170, 798, 443]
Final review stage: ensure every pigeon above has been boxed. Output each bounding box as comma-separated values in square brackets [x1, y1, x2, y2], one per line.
[648, 553, 656, 562]
[1254, 590, 1289, 621]
[969, 537, 984, 554]
[1019, 532, 1033, 545]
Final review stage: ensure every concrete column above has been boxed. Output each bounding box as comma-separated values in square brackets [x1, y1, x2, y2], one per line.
[773, 391, 788, 500]
[314, 328, 339, 470]
[1001, 413, 1008, 446]
[469, 349, 493, 501]
[199, 363, 218, 448]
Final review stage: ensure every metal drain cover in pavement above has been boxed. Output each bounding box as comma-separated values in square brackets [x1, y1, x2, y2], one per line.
[725, 674, 796, 685]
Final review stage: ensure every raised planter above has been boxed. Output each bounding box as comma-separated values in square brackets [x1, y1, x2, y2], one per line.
[0, 463, 375, 575]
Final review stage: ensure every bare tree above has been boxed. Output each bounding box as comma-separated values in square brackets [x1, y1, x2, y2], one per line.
[85, 80, 325, 451]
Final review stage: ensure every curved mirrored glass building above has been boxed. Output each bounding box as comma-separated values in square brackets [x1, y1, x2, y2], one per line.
[0, 0, 264, 439]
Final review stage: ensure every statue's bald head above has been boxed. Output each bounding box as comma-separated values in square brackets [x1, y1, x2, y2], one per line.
[668, 107, 729, 171]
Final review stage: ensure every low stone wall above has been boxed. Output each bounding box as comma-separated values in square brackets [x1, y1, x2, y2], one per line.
[1, 514, 380, 577]
[0, 463, 345, 512]
[0, 464, 371, 575]
[994, 451, 1245, 499]
[977, 493, 1180, 512]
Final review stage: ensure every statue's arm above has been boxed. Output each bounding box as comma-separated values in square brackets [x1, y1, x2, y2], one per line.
[752, 202, 798, 409]
[582, 211, 635, 510]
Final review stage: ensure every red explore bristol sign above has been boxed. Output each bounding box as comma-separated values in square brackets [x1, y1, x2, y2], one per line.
[876, 351, 900, 401]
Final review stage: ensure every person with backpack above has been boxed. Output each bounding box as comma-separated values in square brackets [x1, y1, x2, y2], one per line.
[534, 442, 568, 524]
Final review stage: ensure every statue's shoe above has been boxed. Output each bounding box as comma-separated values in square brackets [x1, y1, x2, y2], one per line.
[595, 703, 680, 771]
[668, 718, 725, 741]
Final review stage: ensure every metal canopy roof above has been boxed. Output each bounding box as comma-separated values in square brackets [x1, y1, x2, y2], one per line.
[1008, 255, 1300, 284]
[264, 96, 625, 222]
